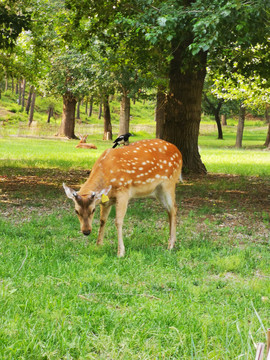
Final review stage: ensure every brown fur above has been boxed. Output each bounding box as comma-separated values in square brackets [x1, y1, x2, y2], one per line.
[64, 139, 182, 257]
[75, 134, 97, 149]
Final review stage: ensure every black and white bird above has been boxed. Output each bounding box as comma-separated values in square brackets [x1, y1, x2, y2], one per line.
[112, 133, 133, 148]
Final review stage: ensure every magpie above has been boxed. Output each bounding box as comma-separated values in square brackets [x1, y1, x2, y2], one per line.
[112, 133, 133, 148]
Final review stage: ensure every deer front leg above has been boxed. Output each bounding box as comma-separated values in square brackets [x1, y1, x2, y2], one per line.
[115, 195, 129, 257]
[97, 204, 112, 246]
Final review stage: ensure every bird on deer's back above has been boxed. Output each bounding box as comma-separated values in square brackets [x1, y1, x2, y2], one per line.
[112, 133, 133, 148]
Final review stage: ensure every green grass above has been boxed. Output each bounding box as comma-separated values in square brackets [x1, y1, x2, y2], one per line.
[199, 126, 269, 176]
[0, 203, 269, 359]
[0, 127, 269, 176]
[0, 94, 270, 358]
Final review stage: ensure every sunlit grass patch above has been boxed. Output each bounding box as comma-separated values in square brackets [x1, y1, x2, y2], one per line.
[200, 148, 270, 176]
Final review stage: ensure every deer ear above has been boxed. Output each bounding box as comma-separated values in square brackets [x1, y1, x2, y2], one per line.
[63, 183, 78, 201]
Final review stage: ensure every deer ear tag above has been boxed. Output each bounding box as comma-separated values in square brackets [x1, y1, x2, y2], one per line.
[101, 194, 109, 203]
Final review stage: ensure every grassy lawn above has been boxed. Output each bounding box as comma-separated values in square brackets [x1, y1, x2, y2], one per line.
[0, 129, 269, 359]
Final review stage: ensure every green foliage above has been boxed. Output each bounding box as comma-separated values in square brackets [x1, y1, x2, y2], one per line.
[0, 1, 31, 49]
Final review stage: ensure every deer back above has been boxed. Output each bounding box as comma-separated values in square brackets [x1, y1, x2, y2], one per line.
[79, 139, 182, 198]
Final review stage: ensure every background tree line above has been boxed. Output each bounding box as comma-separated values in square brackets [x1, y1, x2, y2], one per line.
[0, 0, 270, 173]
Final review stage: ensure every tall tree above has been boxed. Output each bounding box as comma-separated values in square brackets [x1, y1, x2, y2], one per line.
[67, 0, 269, 173]
[45, 50, 94, 138]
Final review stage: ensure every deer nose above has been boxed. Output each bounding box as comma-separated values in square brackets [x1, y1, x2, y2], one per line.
[83, 230, 91, 236]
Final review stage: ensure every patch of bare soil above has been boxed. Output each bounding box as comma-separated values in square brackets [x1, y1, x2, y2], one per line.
[178, 174, 270, 242]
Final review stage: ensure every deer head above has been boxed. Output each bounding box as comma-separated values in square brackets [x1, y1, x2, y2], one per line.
[63, 183, 111, 235]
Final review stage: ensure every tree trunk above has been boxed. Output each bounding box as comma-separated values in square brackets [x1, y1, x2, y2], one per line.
[221, 114, 227, 126]
[76, 100, 81, 120]
[85, 98, 88, 115]
[57, 92, 77, 138]
[119, 89, 130, 135]
[21, 79, 26, 110]
[155, 87, 166, 139]
[18, 80, 22, 105]
[162, 42, 207, 174]
[98, 102, 102, 119]
[235, 104, 245, 148]
[103, 95, 112, 140]
[203, 94, 223, 139]
[89, 96, 93, 117]
[26, 86, 33, 114]
[214, 101, 223, 140]
[28, 91, 36, 126]
[265, 104, 270, 124]
[264, 122, 270, 148]
[47, 106, 53, 123]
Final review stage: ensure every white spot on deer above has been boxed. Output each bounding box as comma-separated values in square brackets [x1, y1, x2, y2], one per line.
[155, 174, 160, 178]
[164, 145, 167, 150]
[139, 167, 143, 171]
[163, 160, 167, 164]
[169, 162, 172, 167]
[110, 178, 116, 182]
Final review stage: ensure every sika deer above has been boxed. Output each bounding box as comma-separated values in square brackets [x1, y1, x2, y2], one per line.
[76, 134, 97, 149]
[64, 138, 182, 257]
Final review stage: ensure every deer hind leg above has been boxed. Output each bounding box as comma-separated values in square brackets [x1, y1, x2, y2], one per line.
[115, 195, 129, 257]
[155, 184, 177, 250]
[97, 204, 112, 246]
